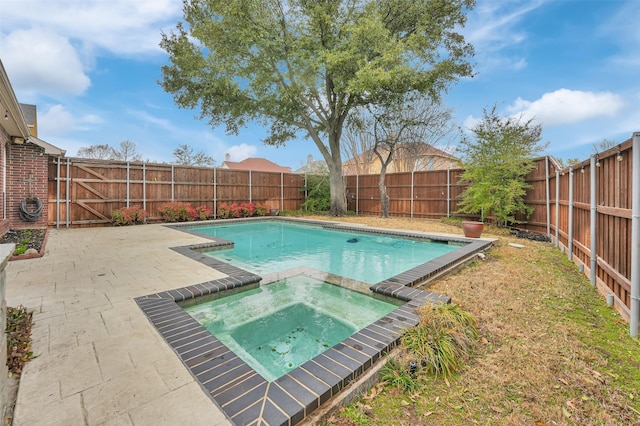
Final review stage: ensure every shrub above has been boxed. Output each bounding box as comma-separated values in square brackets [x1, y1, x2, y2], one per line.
[254, 203, 268, 216]
[301, 174, 330, 213]
[111, 207, 148, 225]
[400, 303, 478, 378]
[217, 202, 266, 219]
[195, 205, 213, 220]
[159, 202, 198, 222]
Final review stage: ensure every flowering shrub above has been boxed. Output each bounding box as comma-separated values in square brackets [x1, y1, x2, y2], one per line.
[159, 202, 198, 222]
[217, 202, 268, 219]
[111, 207, 148, 226]
[195, 205, 213, 220]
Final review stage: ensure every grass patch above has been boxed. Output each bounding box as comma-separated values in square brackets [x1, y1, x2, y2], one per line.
[310, 217, 640, 426]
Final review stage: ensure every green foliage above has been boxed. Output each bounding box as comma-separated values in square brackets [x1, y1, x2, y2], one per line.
[13, 245, 27, 255]
[111, 207, 149, 225]
[456, 105, 545, 226]
[401, 303, 478, 378]
[301, 174, 331, 213]
[380, 357, 422, 393]
[160, 0, 475, 216]
[6, 305, 35, 375]
[340, 403, 371, 426]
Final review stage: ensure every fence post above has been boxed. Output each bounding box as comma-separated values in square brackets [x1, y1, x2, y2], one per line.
[213, 168, 217, 218]
[171, 165, 175, 202]
[355, 174, 359, 215]
[545, 157, 551, 237]
[568, 166, 574, 261]
[447, 168, 451, 217]
[142, 163, 146, 212]
[280, 172, 284, 211]
[410, 171, 414, 219]
[56, 156, 61, 229]
[555, 169, 559, 247]
[590, 155, 597, 287]
[126, 162, 130, 208]
[249, 170, 252, 203]
[630, 132, 640, 337]
[65, 158, 70, 229]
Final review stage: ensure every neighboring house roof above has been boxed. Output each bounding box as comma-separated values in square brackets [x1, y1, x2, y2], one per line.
[343, 142, 460, 175]
[345, 143, 458, 165]
[294, 155, 328, 174]
[221, 157, 292, 173]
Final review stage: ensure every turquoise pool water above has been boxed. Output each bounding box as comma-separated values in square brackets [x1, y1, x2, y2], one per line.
[190, 221, 459, 284]
[183, 275, 399, 381]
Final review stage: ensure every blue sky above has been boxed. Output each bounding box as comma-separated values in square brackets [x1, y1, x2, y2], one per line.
[1, 0, 638, 169]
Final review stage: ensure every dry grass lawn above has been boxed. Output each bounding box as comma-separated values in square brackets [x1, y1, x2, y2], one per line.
[303, 215, 640, 426]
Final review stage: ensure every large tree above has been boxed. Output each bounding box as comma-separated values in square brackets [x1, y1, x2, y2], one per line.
[160, 0, 475, 215]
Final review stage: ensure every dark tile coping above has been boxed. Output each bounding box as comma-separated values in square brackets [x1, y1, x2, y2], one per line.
[136, 218, 494, 425]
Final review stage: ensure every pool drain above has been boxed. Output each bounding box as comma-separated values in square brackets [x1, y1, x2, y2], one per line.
[275, 343, 290, 354]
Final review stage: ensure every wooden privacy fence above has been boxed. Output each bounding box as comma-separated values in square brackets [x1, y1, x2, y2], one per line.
[46, 133, 640, 334]
[345, 133, 639, 334]
[48, 158, 305, 227]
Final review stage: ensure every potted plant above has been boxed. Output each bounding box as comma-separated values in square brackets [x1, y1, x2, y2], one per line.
[462, 220, 484, 238]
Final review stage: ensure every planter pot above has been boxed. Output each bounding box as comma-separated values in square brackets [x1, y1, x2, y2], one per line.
[462, 221, 484, 238]
[269, 209, 279, 216]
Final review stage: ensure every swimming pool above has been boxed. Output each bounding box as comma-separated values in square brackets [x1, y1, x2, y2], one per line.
[136, 218, 493, 425]
[188, 221, 460, 284]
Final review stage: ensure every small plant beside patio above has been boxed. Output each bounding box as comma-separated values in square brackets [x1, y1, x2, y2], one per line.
[6, 305, 35, 376]
[217, 202, 268, 219]
[111, 207, 148, 225]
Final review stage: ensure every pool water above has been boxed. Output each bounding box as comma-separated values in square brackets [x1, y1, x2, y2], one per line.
[183, 275, 400, 381]
[190, 221, 458, 284]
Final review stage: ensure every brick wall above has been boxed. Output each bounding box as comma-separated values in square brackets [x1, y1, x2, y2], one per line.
[0, 138, 9, 236]
[7, 143, 48, 229]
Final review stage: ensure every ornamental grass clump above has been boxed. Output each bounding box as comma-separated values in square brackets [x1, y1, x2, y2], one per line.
[402, 303, 478, 378]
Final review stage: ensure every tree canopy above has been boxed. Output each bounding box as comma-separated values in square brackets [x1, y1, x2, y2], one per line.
[457, 105, 545, 226]
[160, 0, 475, 215]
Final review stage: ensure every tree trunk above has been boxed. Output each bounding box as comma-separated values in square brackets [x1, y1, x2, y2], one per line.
[379, 167, 389, 218]
[328, 162, 347, 216]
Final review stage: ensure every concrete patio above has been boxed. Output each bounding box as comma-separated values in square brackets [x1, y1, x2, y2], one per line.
[6, 224, 233, 425]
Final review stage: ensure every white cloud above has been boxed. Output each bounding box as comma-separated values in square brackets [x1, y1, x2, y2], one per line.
[463, 0, 547, 72]
[1, 29, 91, 96]
[506, 89, 624, 126]
[39, 104, 104, 135]
[1, 0, 181, 56]
[226, 144, 258, 161]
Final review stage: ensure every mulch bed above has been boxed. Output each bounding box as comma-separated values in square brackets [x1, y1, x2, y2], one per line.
[0, 228, 48, 259]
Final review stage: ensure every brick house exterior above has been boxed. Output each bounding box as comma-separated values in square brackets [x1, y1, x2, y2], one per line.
[1, 61, 64, 234]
